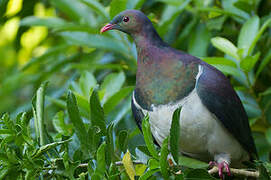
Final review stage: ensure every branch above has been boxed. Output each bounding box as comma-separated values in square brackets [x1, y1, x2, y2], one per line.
[100, 161, 260, 178]
[208, 166, 259, 178]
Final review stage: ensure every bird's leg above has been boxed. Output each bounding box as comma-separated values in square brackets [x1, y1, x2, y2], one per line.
[209, 160, 231, 179]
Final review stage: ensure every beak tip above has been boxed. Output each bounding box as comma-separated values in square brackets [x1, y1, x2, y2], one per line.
[100, 23, 114, 33]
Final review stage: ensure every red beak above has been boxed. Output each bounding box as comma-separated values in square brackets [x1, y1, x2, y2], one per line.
[100, 23, 114, 33]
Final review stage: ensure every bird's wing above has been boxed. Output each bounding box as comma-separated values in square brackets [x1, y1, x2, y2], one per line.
[131, 91, 160, 146]
[131, 94, 145, 131]
[196, 65, 257, 158]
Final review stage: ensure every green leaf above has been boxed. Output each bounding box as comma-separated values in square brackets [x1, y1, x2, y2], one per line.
[67, 91, 89, 153]
[60, 32, 130, 58]
[96, 142, 107, 175]
[103, 86, 134, 114]
[32, 139, 71, 158]
[185, 169, 215, 179]
[52, 111, 72, 136]
[248, 18, 271, 57]
[260, 87, 271, 97]
[138, 168, 160, 180]
[106, 123, 114, 165]
[188, 24, 210, 57]
[21, 45, 70, 71]
[202, 57, 237, 67]
[100, 71, 126, 104]
[265, 128, 271, 145]
[179, 155, 209, 169]
[1, 113, 14, 131]
[79, 71, 97, 97]
[148, 158, 160, 170]
[142, 115, 159, 159]
[89, 90, 106, 135]
[211, 37, 240, 60]
[110, 0, 128, 18]
[156, 0, 187, 5]
[256, 48, 271, 77]
[20, 16, 68, 28]
[258, 164, 270, 180]
[240, 52, 260, 72]
[127, 0, 145, 9]
[49, 0, 94, 26]
[72, 91, 90, 118]
[0, 0, 8, 17]
[238, 16, 259, 57]
[159, 137, 169, 179]
[0, 129, 13, 134]
[80, 0, 109, 20]
[170, 107, 181, 164]
[32, 82, 48, 146]
[135, 164, 148, 176]
[118, 130, 129, 152]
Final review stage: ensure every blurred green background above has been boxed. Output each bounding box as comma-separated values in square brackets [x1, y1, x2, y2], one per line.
[1, 0, 271, 179]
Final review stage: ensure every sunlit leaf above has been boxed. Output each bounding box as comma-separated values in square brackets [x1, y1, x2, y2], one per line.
[238, 16, 259, 57]
[211, 37, 240, 60]
[122, 150, 136, 180]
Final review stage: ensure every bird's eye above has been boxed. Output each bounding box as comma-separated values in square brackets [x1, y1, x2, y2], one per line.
[123, 16, 129, 22]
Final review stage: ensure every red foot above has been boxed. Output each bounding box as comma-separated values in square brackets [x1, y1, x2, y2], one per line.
[209, 161, 231, 179]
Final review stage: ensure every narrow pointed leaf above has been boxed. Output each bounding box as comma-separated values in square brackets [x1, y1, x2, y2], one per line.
[139, 169, 160, 180]
[33, 82, 48, 146]
[96, 142, 106, 175]
[89, 90, 106, 135]
[67, 91, 89, 152]
[160, 137, 169, 179]
[142, 115, 159, 159]
[170, 107, 181, 163]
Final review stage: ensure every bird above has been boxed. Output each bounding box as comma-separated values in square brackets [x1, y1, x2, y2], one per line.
[100, 9, 257, 178]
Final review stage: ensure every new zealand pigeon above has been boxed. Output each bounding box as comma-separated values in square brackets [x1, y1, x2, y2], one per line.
[101, 10, 257, 178]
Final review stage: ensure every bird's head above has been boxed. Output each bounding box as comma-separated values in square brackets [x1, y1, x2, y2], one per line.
[100, 10, 152, 35]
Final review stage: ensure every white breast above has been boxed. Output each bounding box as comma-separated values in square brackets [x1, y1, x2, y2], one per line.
[133, 65, 249, 164]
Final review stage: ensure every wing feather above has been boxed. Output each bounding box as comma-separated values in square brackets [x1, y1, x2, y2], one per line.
[196, 65, 257, 159]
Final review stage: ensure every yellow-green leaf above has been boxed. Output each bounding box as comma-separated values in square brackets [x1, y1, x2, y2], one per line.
[135, 164, 147, 176]
[122, 150, 136, 180]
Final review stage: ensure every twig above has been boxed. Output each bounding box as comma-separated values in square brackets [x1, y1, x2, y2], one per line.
[78, 163, 88, 168]
[208, 166, 259, 178]
[114, 161, 260, 178]
[115, 160, 144, 166]
[77, 161, 260, 178]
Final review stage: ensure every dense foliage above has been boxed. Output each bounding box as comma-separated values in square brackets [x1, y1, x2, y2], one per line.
[1, 0, 271, 179]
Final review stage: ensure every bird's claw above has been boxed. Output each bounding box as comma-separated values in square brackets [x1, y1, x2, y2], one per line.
[209, 161, 231, 179]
